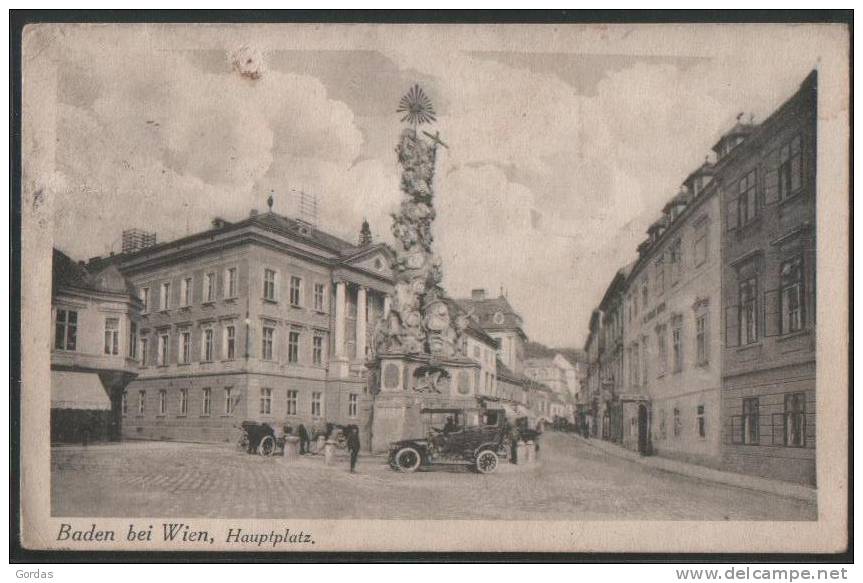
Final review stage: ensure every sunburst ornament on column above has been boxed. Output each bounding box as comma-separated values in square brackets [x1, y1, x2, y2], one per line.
[397, 84, 437, 128]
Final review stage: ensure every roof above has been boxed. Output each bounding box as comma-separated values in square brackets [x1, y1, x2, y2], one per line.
[87, 210, 370, 272]
[439, 297, 498, 347]
[711, 120, 758, 155]
[454, 294, 525, 335]
[495, 358, 522, 384]
[54, 248, 137, 298]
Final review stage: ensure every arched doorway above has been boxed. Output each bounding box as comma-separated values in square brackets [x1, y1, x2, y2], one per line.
[637, 403, 650, 455]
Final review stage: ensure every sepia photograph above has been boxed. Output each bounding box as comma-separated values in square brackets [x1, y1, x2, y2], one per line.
[14, 15, 850, 556]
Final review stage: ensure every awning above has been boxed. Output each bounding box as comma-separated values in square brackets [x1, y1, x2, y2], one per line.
[51, 371, 112, 411]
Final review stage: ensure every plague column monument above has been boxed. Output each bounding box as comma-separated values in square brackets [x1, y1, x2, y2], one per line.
[370, 85, 481, 451]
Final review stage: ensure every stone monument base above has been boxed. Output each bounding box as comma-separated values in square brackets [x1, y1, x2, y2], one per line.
[369, 352, 482, 453]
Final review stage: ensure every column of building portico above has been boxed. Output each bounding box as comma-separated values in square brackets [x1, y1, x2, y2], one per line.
[356, 286, 368, 363]
[333, 281, 350, 378]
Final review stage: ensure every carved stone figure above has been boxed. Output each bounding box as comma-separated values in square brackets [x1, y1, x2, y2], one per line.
[373, 87, 467, 362]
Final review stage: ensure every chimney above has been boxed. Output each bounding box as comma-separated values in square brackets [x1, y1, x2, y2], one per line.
[471, 288, 486, 301]
[212, 217, 227, 229]
[249, 209, 259, 217]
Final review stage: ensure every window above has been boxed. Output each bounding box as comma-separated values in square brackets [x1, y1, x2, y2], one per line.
[640, 336, 649, 386]
[286, 390, 298, 415]
[121, 390, 128, 416]
[224, 387, 234, 415]
[669, 239, 682, 282]
[202, 388, 211, 416]
[779, 135, 802, 199]
[225, 268, 237, 298]
[312, 334, 324, 366]
[180, 277, 192, 306]
[288, 331, 300, 363]
[473, 345, 481, 359]
[737, 169, 758, 227]
[784, 393, 806, 447]
[158, 390, 167, 416]
[54, 309, 78, 351]
[696, 314, 709, 365]
[204, 272, 216, 302]
[633, 294, 638, 317]
[659, 410, 667, 440]
[224, 325, 236, 360]
[158, 332, 170, 366]
[738, 278, 758, 345]
[202, 328, 214, 362]
[694, 231, 708, 267]
[140, 287, 150, 312]
[654, 260, 665, 296]
[137, 391, 145, 416]
[179, 389, 188, 416]
[780, 257, 803, 334]
[289, 276, 302, 307]
[672, 322, 683, 372]
[160, 282, 171, 310]
[261, 324, 274, 361]
[128, 322, 138, 359]
[696, 405, 706, 438]
[139, 337, 149, 366]
[673, 407, 681, 437]
[103, 317, 120, 355]
[641, 278, 649, 308]
[349, 393, 358, 418]
[311, 392, 322, 417]
[657, 325, 668, 376]
[263, 269, 276, 301]
[179, 330, 191, 364]
[260, 388, 272, 415]
[313, 283, 326, 312]
[743, 398, 759, 445]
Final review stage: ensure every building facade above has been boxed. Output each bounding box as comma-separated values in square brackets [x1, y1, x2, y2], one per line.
[581, 70, 818, 486]
[458, 289, 527, 376]
[51, 249, 141, 442]
[622, 161, 724, 464]
[719, 72, 817, 485]
[95, 210, 394, 448]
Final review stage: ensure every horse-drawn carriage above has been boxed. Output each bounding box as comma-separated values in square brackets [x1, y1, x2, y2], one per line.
[235, 421, 351, 456]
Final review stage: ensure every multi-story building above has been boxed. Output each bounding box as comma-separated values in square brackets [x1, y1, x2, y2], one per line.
[51, 249, 141, 442]
[622, 155, 724, 463]
[581, 70, 818, 486]
[583, 265, 630, 442]
[719, 71, 817, 485]
[523, 357, 566, 395]
[457, 289, 527, 375]
[90, 208, 394, 448]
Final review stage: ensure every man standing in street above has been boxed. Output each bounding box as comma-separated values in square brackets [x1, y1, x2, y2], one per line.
[298, 423, 310, 455]
[347, 425, 361, 473]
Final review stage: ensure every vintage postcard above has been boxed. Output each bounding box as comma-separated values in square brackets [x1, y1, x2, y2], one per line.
[17, 20, 850, 554]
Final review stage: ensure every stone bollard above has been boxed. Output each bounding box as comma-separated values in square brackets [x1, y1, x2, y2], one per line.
[515, 441, 527, 465]
[525, 441, 535, 463]
[283, 436, 300, 462]
[323, 440, 336, 466]
[316, 435, 326, 453]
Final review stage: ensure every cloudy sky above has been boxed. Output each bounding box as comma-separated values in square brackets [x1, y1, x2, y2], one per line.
[28, 23, 845, 348]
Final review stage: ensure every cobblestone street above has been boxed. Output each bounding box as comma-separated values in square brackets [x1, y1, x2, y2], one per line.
[51, 432, 817, 520]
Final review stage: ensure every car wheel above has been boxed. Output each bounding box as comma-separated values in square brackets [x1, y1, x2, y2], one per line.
[476, 450, 498, 474]
[258, 435, 276, 456]
[394, 447, 422, 472]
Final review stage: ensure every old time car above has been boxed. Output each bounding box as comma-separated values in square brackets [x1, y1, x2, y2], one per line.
[388, 407, 514, 474]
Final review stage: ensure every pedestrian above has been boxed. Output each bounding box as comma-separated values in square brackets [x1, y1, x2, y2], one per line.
[298, 423, 309, 455]
[347, 425, 361, 473]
